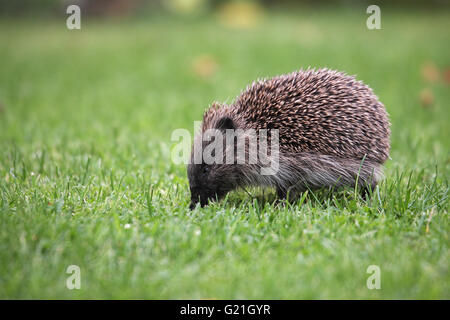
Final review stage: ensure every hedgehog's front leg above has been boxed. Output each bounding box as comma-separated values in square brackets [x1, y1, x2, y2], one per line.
[360, 180, 378, 200]
[276, 187, 287, 199]
[276, 185, 305, 202]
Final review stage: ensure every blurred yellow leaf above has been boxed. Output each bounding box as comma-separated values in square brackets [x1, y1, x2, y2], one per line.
[443, 68, 450, 85]
[217, 1, 264, 29]
[421, 61, 440, 83]
[191, 54, 218, 79]
[165, 0, 206, 15]
[419, 88, 434, 108]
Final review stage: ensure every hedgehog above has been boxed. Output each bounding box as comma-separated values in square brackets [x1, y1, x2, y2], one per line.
[187, 68, 390, 209]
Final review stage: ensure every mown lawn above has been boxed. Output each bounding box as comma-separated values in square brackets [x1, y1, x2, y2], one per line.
[0, 7, 449, 299]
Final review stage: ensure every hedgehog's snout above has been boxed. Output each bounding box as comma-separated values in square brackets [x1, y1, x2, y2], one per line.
[189, 188, 200, 209]
[189, 186, 208, 209]
[188, 163, 211, 209]
[189, 200, 206, 210]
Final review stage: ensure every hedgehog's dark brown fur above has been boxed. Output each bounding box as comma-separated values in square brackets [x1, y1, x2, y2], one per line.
[188, 68, 391, 208]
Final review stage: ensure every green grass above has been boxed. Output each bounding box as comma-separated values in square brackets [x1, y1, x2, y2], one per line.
[0, 7, 449, 299]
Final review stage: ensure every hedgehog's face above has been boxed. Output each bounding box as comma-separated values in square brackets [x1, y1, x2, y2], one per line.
[188, 116, 239, 209]
[187, 163, 234, 209]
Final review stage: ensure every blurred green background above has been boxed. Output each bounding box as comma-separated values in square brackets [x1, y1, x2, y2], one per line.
[0, 0, 448, 299]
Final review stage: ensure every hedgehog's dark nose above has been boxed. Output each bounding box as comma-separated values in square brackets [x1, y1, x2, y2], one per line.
[190, 195, 209, 209]
[190, 186, 206, 210]
[190, 198, 207, 210]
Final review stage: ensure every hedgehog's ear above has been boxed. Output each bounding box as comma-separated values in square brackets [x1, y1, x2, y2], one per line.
[215, 116, 235, 131]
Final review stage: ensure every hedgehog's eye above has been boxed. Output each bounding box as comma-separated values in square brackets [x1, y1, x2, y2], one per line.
[202, 166, 210, 176]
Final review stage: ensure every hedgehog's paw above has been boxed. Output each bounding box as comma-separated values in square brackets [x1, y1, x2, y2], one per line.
[276, 186, 305, 203]
[360, 180, 378, 200]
